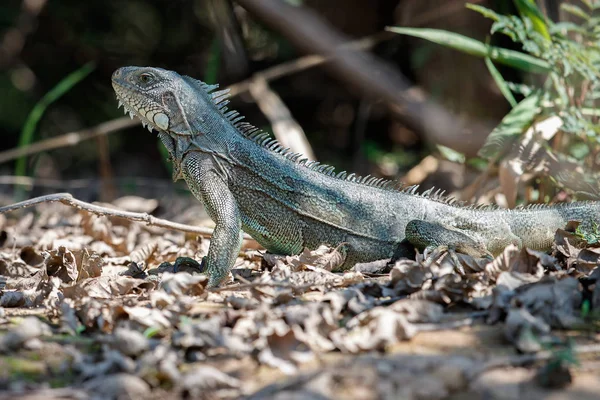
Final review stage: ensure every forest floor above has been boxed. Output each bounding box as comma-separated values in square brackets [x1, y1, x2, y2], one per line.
[0, 195, 599, 399]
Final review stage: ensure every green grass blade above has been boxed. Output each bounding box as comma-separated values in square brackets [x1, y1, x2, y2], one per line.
[386, 27, 550, 73]
[15, 62, 96, 178]
[485, 56, 517, 107]
[203, 37, 221, 85]
[478, 91, 542, 159]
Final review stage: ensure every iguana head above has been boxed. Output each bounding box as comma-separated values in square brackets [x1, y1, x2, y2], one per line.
[111, 66, 220, 137]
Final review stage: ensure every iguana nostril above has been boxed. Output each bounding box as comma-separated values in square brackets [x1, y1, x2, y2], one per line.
[112, 68, 123, 80]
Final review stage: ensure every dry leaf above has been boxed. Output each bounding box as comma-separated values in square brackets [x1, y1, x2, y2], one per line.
[84, 373, 151, 400]
[158, 272, 208, 298]
[179, 366, 241, 398]
[62, 276, 154, 299]
[257, 321, 313, 374]
[0, 316, 51, 353]
[45, 246, 78, 283]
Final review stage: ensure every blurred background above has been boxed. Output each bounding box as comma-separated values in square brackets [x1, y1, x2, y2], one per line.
[0, 0, 569, 207]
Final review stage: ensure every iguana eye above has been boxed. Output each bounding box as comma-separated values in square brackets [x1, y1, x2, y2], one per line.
[139, 72, 154, 84]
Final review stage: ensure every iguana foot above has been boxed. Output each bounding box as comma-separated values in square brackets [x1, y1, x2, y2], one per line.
[172, 256, 205, 273]
[406, 220, 493, 272]
[423, 245, 466, 275]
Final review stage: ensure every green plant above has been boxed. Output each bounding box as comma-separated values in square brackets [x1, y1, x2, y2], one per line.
[16, 63, 96, 179]
[575, 220, 600, 243]
[387, 1, 600, 198]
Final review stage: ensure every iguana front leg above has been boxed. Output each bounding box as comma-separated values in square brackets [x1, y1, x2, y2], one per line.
[181, 152, 243, 286]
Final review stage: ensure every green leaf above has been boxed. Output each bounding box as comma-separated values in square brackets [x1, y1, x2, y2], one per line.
[561, 4, 590, 20]
[513, 0, 551, 41]
[485, 56, 517, 107]
[143, 326, 161, 338]
[580, 0, 593, 9]
[437, 145, 465, 164]
[551, 22, 588, 35]
[466, 4, 502, 22]
[385, 26, 550, 73]
[478, 91, 542, 159]
[16, 62, 96, 179]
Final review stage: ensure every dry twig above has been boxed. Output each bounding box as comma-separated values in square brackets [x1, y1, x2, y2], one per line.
[248, 76, 316, 160]
[0, 118, 138, 164]
[0, 192, 252, 240]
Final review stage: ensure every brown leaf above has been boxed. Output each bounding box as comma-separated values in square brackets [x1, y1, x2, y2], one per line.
[353, 258, 391, 274]
[389, 259, 432, 294]
[504, 307, 551, 353]
[265, 245, 346, 272]
[3, 265, 47, 290]
[128, 240, 158, 265]
[497, 271, 541, 291]
[179, 366, 241, 398]
[484, 245, 545, 280]
[62, 276, 154, 299]
[81, 213, 127, 252]
[45, 246, 78, 283]
[257, 321, 314, 374]
[158, 272, 208, 298]
[0, 290, 28, 307]
[0, 258, 40, 279]
[78, 250, 104, 281]
[332, 307, 424, 352]
[513, 277, 582, 329]
[19, 246, 44, 266]
[110, 327, 150, 357]
[456, 253, 490, 273]
[84, 373, 151, 399]
[554, 226, 586, 266]
[117, 305, 172, 331]
[389, 299, 444, 323]
[574, 248, 600, 275]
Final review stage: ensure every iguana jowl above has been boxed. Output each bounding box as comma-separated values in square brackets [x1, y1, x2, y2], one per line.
[112, 66, 600, 286]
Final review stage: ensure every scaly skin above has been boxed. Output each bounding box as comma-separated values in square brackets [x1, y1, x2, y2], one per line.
[111, 66, 600, 286]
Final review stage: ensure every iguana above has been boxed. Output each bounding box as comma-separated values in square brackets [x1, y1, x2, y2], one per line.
[112, 66, 600, 286]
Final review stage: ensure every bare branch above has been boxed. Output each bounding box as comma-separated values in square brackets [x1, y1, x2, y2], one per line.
[249, 76, 316, 160]
[228, 32, 391, 97]
[236, 0, 493, 156]
[0, 118, 138, 164]
[0, 192, 253, 241]
[0, 33, 389, 165]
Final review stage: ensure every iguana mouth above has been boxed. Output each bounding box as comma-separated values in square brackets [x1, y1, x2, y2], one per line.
[111, 77, 170, 134]
[112, 87, 158, 134]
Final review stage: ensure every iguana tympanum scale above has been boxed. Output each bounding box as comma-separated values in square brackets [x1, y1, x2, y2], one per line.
[112, 66, 599, 286]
